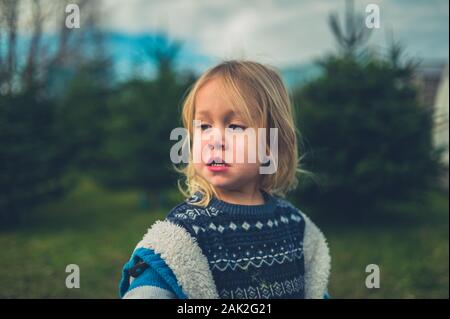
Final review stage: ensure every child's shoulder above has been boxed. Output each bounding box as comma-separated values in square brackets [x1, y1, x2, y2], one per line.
[273, 197, 331, 298]
[273, 196, 328, 246]
[273, 196, 302, 214]
[273, 196, 312, 223]
[128, 195, 219, 299]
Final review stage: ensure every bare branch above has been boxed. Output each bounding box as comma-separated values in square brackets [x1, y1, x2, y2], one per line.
[22, 0, 44, 87]
[328, 0, 372, 56]
[1, 0, 19, 91]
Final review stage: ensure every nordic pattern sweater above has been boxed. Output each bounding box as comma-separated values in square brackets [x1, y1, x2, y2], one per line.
[119, 192, 331, 299]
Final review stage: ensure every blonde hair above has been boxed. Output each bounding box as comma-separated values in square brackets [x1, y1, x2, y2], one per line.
[176, 60, 305, 206]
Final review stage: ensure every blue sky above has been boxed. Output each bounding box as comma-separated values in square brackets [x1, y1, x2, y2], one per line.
[98, 0, 448, 75]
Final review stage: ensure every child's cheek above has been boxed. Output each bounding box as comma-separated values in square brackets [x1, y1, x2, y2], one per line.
[227, 134, 260, 166]
[192, 132, 208, 164]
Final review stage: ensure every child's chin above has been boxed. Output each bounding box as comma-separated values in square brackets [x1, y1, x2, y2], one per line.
[206, 177, 235, 189]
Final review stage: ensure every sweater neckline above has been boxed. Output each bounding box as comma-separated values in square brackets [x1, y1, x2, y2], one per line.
[208, 191, 277, 217]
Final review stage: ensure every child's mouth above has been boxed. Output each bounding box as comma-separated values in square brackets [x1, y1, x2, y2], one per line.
[206, 158, 230, 172]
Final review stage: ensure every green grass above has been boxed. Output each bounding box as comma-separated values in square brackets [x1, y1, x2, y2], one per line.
[0, 180, 448, 298]
[0, 180, 167, 298]
[324, 191, 449, 299]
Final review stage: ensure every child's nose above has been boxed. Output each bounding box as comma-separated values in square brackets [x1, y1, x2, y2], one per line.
[209, 136, 225, 150]
[208, 128, 226, 150]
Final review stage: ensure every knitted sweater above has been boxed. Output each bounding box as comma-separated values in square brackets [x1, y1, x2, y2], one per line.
[119, 192, 331, 299]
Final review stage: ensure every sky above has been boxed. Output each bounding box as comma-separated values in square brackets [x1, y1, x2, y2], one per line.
[10, 0, 449, 81]
[97, 0, 449, 72]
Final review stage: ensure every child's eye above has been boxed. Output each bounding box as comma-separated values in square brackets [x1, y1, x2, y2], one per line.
[200, 124, 211, 131]
[229, 124, 247, 131]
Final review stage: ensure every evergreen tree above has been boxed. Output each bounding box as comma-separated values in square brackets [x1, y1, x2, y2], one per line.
[291, 1, 445, 219]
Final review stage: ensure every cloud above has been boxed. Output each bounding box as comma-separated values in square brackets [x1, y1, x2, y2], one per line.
[99, 0, 448, 67]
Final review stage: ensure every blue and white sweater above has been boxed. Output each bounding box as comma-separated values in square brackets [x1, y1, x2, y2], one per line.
[119, 192, 331, 299]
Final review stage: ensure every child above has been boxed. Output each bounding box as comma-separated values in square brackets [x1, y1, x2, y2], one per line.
[119, 60, 331, 299]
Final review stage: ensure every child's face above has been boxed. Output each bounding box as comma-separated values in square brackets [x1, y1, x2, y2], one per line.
[193, 78, 262, 195]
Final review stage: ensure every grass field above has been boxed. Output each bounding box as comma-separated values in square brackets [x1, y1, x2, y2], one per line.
[324, 191, 449, 298]
[0, 179, 448, 298]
